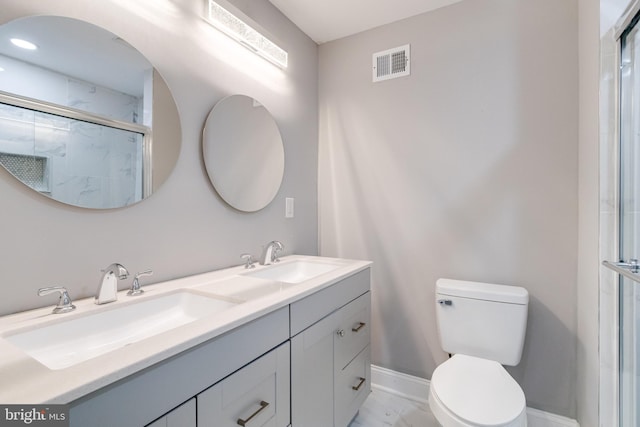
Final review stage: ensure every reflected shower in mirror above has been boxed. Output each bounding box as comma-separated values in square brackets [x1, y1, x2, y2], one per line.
[0, 16, 181, 209]
[203, 95, 284, 212]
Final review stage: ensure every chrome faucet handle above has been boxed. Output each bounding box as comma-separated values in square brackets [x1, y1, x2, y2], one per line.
[272, 241, 284, 263]
[38, 286, 76, 314]
[241, 253, 256, 269]
[128, 270, 153, 296]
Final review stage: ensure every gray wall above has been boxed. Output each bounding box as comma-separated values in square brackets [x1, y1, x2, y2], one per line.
[0, 0, 318, 315]
[577, 0, 600, 425]
[318, 0, 579, 418]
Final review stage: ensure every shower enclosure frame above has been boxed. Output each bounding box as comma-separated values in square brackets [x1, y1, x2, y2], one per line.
[601, 3, 640, 425]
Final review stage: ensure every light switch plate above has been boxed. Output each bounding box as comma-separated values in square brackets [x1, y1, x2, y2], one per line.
[285, 197, 294, 218]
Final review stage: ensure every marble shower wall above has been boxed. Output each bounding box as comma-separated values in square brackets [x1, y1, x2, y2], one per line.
[0, 54, 144, 208]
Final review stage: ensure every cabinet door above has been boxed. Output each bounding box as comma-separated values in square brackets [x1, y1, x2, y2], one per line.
[291, 291, 371, 427]
[198, 342, 290, 427]
[146, 398, 196, 427]
[291, 310, 340, 427]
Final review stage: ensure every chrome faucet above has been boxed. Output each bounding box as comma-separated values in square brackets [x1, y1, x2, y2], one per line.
[95, 263, 129, 305]
[259, 241, 284, 265]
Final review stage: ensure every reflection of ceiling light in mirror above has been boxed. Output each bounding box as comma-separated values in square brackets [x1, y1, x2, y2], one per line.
[10, 38, 38, 50]
[206, 0, 288, 68]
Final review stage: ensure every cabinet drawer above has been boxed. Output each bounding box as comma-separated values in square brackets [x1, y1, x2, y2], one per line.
[334, 345, 371, 427]
[334, 292, 370, 370]
[290, 269, 370, 336]
[198, 342, 290, 427]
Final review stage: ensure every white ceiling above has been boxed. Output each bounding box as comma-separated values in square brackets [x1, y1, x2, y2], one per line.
[269, 0, 465, 44]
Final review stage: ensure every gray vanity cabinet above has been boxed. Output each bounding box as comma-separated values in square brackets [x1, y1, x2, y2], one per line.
[290, 269, 371, 427]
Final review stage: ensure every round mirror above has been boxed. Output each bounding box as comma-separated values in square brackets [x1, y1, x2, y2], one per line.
[203, 95, 284, 212]
[0, 16, 181, 209]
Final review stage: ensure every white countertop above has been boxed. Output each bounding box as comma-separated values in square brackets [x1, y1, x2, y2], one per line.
[0, 255, 371, 404]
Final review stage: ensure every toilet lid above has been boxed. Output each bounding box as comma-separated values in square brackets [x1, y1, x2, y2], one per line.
[431, 354, 526, 427]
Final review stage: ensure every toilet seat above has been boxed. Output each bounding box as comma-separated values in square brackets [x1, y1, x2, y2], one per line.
[429, 354, 527, 427]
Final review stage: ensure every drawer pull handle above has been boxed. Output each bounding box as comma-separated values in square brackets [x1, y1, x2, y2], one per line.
[352, 377, 366, 391]
[337, 329, 345, 338]
[352, 322, 366, 333]
[237, 400, 269, 426]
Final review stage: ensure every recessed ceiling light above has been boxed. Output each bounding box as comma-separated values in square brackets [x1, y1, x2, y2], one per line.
[0, 67, 4, 72]
[10, 38, 38, 50]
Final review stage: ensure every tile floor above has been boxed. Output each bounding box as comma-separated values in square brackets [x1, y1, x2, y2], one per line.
[349, 387, 439, 427]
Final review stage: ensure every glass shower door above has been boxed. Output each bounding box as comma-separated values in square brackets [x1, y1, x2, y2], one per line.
[619, 17, 640, 427]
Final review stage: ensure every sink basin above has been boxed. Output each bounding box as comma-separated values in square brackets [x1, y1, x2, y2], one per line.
[4, 290, 237, 370]
[244, 260, 342, 284]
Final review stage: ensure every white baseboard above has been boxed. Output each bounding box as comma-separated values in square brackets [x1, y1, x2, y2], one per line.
[371, 364, 430, 403]
[371, 365, 580, 427]
[525, 407, 580, 427]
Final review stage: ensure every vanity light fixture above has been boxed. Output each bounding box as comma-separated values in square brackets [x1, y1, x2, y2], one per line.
[10, 38, 38, 50]
[206, 0, 288, 68]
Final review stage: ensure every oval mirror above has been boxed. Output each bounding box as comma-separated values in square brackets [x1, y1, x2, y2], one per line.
[203, 95, 284, 212]
[0, 16, 181, 209]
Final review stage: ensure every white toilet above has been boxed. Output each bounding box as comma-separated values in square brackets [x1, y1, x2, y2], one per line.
[429, 278, 529, 427]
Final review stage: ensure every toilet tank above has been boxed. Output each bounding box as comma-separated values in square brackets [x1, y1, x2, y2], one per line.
[435, 278, 529, 366]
